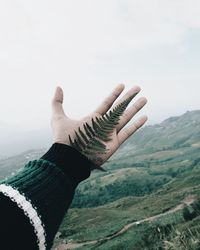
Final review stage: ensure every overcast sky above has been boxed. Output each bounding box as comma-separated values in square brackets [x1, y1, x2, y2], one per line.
[0, 0, 199, 131]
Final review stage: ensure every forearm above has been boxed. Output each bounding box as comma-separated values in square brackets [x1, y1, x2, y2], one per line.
[0, 143, 91, 250]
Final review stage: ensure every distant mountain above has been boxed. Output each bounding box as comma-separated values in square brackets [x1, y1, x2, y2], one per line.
[112, 110, 200, 160]
[1, 110, 200, 249]
[69, 110, 200, 207]
[0, 148, 46, 180]
[0, 110, 199, 185]
[0, 126, 51, 158]
[54, 110, 200, 250]
[0, 110, 199, 159]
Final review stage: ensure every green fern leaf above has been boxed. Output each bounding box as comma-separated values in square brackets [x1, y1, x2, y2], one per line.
[68, 92, 138, 171]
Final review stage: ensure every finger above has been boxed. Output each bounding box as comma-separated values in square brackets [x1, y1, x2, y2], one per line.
[117, 115, 148, 145]
[116, 97, 147, 132]
[110, 85, 141, 112]
[94, 83, 125, 115]
[52, 86, 65, 115]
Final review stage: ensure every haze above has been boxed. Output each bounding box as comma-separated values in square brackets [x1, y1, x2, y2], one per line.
[0, 0, 199, 132]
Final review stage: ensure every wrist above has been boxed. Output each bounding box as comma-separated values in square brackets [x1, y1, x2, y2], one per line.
[41, 143, 92, 187]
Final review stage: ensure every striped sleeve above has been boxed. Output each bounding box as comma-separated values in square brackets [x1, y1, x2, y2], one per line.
[0, 143, 92, 250]
[0, 184, 46, 249]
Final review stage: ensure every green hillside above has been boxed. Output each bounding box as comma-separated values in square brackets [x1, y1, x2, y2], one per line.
[54, 110, 200, 249]
[71, 110, 200, 208]
[54, 165, 200, 247]
[0, 149, 45, 180]
[0, 110, 199, 249]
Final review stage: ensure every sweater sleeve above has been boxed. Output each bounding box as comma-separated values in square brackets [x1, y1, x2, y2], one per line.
[0, 143, 92, 250]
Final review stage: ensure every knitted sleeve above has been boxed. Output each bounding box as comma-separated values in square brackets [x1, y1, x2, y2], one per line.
[0, 143, 92, 250]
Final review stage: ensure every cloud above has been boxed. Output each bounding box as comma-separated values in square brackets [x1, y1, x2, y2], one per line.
[0, 0, 200, 64]
[0, 0, 199, 129]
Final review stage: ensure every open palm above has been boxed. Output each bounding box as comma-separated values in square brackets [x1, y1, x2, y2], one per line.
[51, 84, 147, 167]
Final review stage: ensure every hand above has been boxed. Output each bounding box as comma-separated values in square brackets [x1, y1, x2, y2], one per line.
[51, 84, 147, 167]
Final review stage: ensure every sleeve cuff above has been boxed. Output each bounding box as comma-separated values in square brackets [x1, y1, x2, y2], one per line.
[40, 143, 92, 187]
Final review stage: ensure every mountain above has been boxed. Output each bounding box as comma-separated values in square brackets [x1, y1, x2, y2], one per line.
[53, 110, 200, 249]
[0, 110, 200, 249]
[1, 110, 199, 193]
[70, 110, 200, 207]
[0, 125, 51, 158]
[112, 109, 200, 159]
[0, 148, 46, 180]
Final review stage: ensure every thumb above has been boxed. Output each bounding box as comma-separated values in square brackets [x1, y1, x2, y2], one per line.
[52, 86, 65, 115]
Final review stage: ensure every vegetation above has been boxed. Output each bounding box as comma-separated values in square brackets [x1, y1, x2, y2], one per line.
[53, 111, 200, 249]
[69, 92, 138, 169]
[0, 110, 200, 249]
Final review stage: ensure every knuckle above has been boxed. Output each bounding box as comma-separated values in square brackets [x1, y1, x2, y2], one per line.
[132, 104, 139, 112]
[133, 122, 139, 130]
[112, 91, 120, 99]
[124, 128, 131, 138]
[103, 99, 112, 108]
[123, 112, 130, 120]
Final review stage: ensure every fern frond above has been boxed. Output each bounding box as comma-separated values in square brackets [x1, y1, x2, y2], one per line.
[68, 92, 138, 171]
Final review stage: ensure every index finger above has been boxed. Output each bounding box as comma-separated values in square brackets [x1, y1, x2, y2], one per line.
[94, 84, 125, 115]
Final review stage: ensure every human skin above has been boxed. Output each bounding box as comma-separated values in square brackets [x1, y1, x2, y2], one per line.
[51, 84, 147, 166]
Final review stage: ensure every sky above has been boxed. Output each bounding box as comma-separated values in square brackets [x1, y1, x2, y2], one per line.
[0, 0, 199, 131]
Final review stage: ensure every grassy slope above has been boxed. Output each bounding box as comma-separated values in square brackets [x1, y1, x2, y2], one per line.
[71, 111, 200, 208]
[71, 145, 199, 208]
[56, 164, 200, 248]
[0, 110, 199, 249]
[53, 111, 200, 249]
[0, 149, 45, 179]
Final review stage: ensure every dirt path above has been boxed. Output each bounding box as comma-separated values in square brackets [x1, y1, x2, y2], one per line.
[54, 196, 195, 250]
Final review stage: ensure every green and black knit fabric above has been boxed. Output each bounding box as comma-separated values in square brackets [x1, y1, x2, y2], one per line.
[0, 143, 92, 250]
